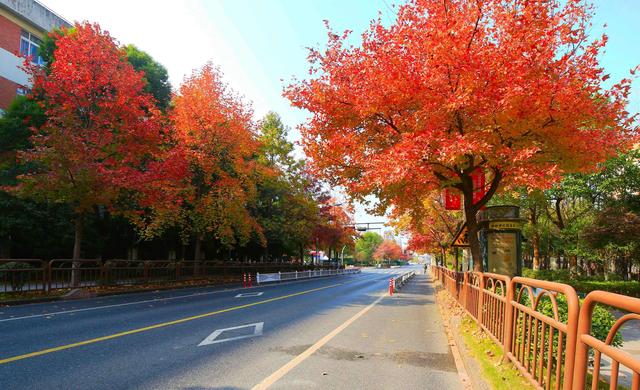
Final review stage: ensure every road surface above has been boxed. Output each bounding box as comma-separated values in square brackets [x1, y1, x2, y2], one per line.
[0, 266, 462, 389]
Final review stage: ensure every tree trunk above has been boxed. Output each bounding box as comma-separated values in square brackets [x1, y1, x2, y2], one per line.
[194, 233, 204, 275]
[459, 166, 502, 273]
[0, 235, 11, 258]
[569, 254, 578, 276]
[467, 218, 482, 272]
[531, 232, 541, 270]
[71, 213, 83, 287]
[299, 244, 304, 265]
[453, 248, 459, 271]
[194, 234, 204, 261]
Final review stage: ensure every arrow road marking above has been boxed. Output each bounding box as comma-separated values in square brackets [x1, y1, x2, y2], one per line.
[198, 322, 264, 346]
[235, 292, 264, 298]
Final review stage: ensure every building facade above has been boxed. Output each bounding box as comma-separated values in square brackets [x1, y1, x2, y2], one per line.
[0, 0, 70, 113]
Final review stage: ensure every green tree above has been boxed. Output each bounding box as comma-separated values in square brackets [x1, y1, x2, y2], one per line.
[124, 44, 172, 111]
[354, 232, 383, 263]
[257, 112, 296, 169]
[0, 96, 48, 257]
[254, 112, 320, 261]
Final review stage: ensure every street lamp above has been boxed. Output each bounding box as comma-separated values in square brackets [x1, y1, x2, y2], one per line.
[340, 244, 347, 268]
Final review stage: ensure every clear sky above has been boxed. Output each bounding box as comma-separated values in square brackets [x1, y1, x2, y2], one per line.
[40, 0, 640, 229]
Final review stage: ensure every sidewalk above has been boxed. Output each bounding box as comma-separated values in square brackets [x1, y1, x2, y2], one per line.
[271, 273, 464, 389]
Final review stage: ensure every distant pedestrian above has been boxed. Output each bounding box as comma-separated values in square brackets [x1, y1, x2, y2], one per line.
[423, 263, 428, 274]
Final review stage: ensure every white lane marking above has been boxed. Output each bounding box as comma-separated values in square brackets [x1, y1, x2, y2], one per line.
[198, 322, 264, 346]
[0, 292, 226, 322]
[251, 292, 386, 390]
[235, 292, 264, 298]
[0, 272, 377, 323]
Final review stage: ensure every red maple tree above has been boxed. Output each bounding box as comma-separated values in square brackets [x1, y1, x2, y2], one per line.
[286, 0, 638, 269]
[312, 197, 355, 261]
[16, 22, 180, 265]
[374, 239, 404, 265]
[171, 63, 263, 260]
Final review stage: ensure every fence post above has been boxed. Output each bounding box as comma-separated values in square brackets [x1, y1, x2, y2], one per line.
[502, 279, 515, 361]
[100, 261, 106, 286]
[477, 273, 485, 328]
[462, 272, 469, 310]
[41, 260, 48, 292]
[143, 261, 150, 283]
[47, 260, 53, 292]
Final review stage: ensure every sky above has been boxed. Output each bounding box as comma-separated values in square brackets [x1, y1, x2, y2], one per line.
[40, 0, 640, 235]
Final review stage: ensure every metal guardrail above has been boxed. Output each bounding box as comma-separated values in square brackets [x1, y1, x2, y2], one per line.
[0, 259, 329, 293]
[392, 270, 416, 291]
[256, 268, 361, 284]
[432, 265, 640, 390]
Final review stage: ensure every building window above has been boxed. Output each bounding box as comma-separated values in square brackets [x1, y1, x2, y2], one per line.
[16, 87, 29, 96]
[19, 30, 44, 66]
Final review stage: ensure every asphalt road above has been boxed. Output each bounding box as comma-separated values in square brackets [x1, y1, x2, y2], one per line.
[0, 266, 462, 389]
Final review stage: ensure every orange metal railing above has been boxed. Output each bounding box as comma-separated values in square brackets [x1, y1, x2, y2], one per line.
[574, 291, 640, 390]
[431, 265, 640, 390]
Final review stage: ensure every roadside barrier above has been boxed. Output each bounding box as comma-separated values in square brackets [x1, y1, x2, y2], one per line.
[0, 259, 331, 293]
[255, 268, 361, 285]
[431, 265, 640, 390]
[392, 270, 416, 292]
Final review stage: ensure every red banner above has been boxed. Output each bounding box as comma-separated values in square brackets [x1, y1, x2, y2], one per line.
[442, 169, 486, 210]
[471, 168, 486, 206]
[443, 188, 461, 210]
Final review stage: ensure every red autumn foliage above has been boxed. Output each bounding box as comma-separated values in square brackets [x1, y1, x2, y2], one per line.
[313, 197, 356, 256]
[16, 22, 185, 259]
[171, 63, 263, 256]
[286, 0, 638, 269]
[373, 239, 403, 263]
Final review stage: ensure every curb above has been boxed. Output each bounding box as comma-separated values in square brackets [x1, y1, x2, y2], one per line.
[432, 279, 474, 390]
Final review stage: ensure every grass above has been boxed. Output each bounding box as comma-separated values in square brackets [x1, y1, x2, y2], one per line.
[458, 315, 535, 390]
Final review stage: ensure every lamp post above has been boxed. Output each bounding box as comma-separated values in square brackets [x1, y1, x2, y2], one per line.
[340, 245, 347, 268]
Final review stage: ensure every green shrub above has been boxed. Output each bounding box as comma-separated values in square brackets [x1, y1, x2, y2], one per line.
[522, 268, 640, 297]
[536, 295, 623, 347]
[522, 268, 570, 281]
[569, 280, 640, 298]
[605, 273, 624, 281]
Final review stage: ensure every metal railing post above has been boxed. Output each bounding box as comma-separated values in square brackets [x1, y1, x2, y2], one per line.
[477, 273, 484, 328]
[502, 278, 514, 362]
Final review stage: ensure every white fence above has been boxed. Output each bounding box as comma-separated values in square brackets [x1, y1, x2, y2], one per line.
[256, 268, 361, 284]
[392, 270, 415, 291]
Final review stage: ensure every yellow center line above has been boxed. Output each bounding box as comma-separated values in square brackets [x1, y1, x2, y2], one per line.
[0, 282, 347, 365]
